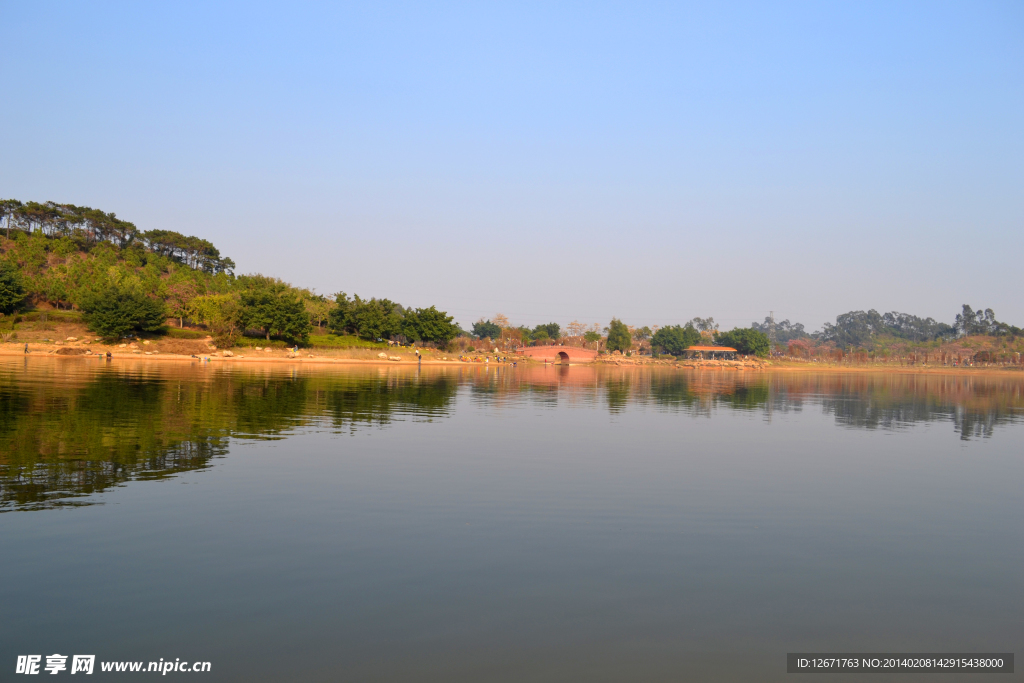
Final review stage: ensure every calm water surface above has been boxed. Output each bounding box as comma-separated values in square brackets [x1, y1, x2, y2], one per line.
[1, 358, 1022, 681]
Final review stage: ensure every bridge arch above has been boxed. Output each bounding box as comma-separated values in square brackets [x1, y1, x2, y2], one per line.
[517, 345, 598, 364]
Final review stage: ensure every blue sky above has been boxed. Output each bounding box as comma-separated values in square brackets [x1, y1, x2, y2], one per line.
[2, 1, 1022, 331]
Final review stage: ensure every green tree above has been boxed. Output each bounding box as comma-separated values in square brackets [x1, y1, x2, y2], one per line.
[688, 317, 717, 333]
[472, 319, 502, 340]
[81, 286, 167, 339]
[606, 318, 632, 353]
[821, 309, 954, 347]
[403, 305, 460, 344]
[303, 293, 334, 329]
[327, 293, 405, 341]
[716, 327, 770, 357]
[651, 324, 701, 355]
[327, 292, 354, 334]
[239, 281, 311, 343]
[167, 280, 200, 328]
[0, 199, 25, 239]
[514, 325, 534, 346]
[533, 322, 560, 340]
[954, 305, 999, 337]
[583, 330, 602, 348]
[0, 262, 27, 314]
[190, 293, 242, 347]
[352, 297, 404, 341]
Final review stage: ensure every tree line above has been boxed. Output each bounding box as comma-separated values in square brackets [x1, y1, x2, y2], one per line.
[467, 314, 771, 357]
[0, 199, 234, 274]
[327, 293, 460, 345]
[471, 319, 561, 346]
[789, 306, 1020, 349]
[464, 302, 1022, 359]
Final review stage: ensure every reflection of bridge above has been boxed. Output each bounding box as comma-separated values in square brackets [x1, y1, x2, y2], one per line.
[517, 345, 598, 364]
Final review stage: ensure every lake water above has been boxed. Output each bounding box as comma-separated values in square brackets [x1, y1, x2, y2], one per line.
[1, 358, 1022, 681]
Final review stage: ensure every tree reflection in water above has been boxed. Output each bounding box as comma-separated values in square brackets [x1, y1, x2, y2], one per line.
[1, 360, 1021, 510]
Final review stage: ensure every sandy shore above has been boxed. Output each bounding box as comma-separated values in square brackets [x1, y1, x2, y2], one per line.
[0, 344, 467, 366]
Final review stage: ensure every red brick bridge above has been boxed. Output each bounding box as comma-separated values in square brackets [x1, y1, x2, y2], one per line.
[517, 345, 598, 364]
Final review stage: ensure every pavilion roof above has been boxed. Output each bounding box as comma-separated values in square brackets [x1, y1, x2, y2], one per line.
[685, 346, 738, 352]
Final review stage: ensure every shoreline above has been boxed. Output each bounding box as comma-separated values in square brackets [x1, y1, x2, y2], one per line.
[2, 346, 1022, 376]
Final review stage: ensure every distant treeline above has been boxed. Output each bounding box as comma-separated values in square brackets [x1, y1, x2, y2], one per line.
[466, 305, 1021, 358]
[749, 306, 1020, 349]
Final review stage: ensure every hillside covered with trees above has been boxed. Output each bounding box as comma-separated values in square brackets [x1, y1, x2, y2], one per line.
[0, 198, 459, 347]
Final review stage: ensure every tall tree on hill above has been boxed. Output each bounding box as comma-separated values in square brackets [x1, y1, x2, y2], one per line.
[955, 305, 995, 337]
[820, 310, 955, 347]
[688, 317, 717, 333]
[0, 200, 24, 239]
[751, 317, 809, 343]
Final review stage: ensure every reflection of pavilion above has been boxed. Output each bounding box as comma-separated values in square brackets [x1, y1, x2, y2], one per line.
[684, 345, 737, 360]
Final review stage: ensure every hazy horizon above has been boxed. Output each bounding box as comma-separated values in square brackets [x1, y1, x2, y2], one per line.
[2, 1, 1021, 331]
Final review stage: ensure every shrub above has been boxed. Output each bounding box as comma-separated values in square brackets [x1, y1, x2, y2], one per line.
[306, 334, 388, 349]
[165, 327, 209, 340]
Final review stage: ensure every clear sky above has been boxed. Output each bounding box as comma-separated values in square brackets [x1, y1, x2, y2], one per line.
[2, 1, 1022, 331]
